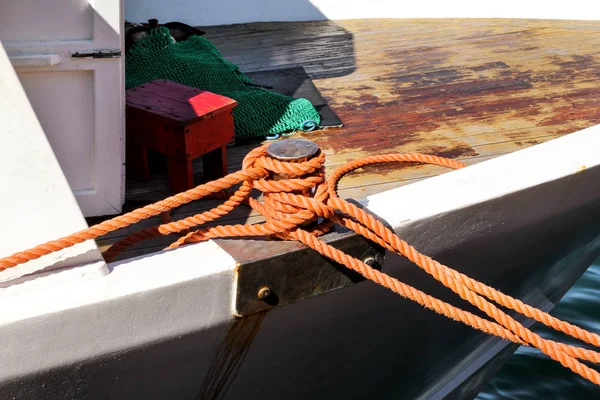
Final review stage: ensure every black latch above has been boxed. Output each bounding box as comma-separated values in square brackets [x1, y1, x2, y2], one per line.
[71, 49, 121, 59]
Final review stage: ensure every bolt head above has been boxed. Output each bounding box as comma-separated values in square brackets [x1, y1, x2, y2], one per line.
[363, 257, 376, 267]
[257, 286, 272, 300]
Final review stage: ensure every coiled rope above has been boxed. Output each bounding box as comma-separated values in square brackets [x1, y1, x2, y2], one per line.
[2, 143, 600, 384]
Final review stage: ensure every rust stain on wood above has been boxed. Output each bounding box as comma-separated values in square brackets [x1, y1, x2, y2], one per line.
[299, 22, 600, 178]
[428, 145, 479, 159]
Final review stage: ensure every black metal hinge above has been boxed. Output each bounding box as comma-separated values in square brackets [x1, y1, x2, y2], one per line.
[71, 49, 121, 59]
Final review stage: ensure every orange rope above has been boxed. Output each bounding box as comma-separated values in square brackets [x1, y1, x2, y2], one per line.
[2, 145, 600, 384]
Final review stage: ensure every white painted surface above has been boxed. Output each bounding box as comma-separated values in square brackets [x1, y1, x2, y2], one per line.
[1, 124, 600, 386]
[363, 124, 600, 229]
[125, 0, 600, 26]
[1, 0, 125, 217]
[0, 241, 236, 381]
[0, 46, 106, 283]
[7, 53, 62, 67]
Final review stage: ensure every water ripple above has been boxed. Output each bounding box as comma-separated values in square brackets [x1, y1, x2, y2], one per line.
[477, 262, 600, 399]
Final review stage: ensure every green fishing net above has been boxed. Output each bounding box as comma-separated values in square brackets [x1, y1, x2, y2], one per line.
[125, 27, 320, 138]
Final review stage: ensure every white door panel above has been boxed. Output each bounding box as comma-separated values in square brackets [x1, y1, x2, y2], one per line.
[19, 71, 96, 192]
[0, 45, 107, 283]
[1, 0, 125, 217]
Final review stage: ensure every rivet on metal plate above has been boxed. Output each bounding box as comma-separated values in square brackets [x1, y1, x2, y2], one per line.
[257, 286, 272, 300]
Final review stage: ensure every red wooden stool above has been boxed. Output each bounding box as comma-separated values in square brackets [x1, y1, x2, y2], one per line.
[125, 79, 237, 192]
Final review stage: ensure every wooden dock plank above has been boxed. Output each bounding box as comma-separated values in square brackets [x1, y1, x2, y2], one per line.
[94, 18, 600, 261]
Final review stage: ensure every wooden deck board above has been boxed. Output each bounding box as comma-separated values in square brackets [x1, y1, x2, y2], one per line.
[94, 18, 600, 261]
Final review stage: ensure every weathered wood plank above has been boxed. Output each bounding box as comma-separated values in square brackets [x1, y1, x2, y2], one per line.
[95, 18, 600, 261]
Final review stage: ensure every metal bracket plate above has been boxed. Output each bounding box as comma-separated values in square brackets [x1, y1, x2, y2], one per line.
[219, 200, 390, 317]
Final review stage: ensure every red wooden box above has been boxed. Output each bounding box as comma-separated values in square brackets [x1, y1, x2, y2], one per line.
[126, 79, 237, 192]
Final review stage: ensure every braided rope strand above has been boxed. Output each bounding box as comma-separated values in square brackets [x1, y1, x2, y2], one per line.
[1, 145, 599, 385]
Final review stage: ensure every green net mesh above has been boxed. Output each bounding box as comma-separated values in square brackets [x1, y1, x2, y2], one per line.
[125, 27, 320, 139]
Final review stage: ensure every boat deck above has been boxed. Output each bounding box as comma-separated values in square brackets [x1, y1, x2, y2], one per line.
[95, 18, 600, 260]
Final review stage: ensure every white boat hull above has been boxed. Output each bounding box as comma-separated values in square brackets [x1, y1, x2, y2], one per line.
[2, 125, 600, 398]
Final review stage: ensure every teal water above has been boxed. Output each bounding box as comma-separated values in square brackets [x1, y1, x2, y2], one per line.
[476, 260, 600, 400]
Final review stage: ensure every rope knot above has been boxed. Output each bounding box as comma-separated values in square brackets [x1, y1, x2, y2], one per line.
[244, 145, 333, 239]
